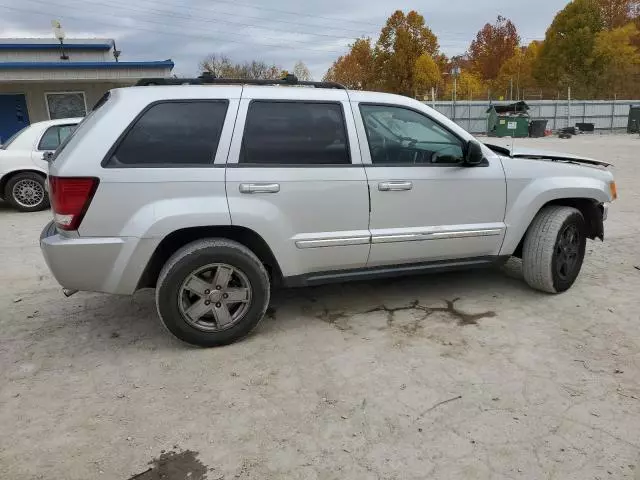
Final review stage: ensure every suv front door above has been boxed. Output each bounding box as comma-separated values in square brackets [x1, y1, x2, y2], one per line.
[225, 88, 370, 281]
[354, 102, 507, 268]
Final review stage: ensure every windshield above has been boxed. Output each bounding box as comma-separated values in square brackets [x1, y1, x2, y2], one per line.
[1, 126, 29, 150]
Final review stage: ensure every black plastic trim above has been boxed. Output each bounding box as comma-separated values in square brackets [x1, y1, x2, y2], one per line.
[135, 76, 346, 90]
[283, 256, 506, 288]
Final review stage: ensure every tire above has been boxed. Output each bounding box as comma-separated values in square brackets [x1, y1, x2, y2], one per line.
[156, 239, 270, 347]
[522, 206, 587, 293]
[5, 172, 49, 212]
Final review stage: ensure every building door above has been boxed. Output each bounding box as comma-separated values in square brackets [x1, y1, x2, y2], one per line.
[0, 94, 30, 144]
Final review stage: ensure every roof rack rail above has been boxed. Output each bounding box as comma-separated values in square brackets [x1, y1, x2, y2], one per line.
[135, 72, 346, 90]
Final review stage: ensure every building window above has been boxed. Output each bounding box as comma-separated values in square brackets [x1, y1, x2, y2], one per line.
[45, 92, 87, 120]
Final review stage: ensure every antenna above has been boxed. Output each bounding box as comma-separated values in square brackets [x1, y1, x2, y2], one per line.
[112, 39, 121, 62]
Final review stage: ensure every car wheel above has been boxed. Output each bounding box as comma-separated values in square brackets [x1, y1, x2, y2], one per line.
[156, 239, 270, 347]
[522, 206, 587, 293]
[5, 172, 49, 212]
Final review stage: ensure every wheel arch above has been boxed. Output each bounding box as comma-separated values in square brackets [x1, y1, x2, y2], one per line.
[510, 197, 604, 259]
[137, 225, 283, 290]
[0, 169, 47, 199]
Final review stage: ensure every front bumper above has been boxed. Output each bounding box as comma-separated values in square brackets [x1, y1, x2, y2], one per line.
[39, 221, 158, 295]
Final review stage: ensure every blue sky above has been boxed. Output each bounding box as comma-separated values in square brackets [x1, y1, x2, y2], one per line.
[0, 0, 570, 78]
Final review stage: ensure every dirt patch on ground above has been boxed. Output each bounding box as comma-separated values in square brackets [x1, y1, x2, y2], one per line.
[128, 449, 209, 480]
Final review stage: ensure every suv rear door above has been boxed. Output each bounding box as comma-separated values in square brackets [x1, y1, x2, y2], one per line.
[225, 87, 370, 280]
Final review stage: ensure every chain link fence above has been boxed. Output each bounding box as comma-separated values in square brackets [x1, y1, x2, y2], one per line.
[425, 99, 638, 134]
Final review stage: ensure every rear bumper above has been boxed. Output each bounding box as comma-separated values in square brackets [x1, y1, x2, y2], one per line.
[39, 221, 159, 295]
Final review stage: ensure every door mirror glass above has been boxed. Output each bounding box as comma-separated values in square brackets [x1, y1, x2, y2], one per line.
[464, 140, 484, 166]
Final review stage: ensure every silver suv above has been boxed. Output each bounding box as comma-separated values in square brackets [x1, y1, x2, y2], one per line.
[40, 76, 617, 347]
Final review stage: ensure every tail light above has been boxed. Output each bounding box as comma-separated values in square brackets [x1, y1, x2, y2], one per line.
[49, 176, 99, 231]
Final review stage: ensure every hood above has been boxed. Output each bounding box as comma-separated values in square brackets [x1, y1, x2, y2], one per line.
[485, 143, 611, 167]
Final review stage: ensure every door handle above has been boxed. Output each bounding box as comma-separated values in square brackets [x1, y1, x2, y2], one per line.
[378, 181, 413, 191]
[239, 183, 280, 194]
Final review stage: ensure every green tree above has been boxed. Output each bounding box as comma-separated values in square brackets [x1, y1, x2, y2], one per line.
[413, 54, 440, 97]
[445, 71, 485, 100]
[494, 41, 542, 99]
[374, 10, 439, 95]
[598, 0, 639, 28]
[323, 38, 376, 89]
[535, 0, 605, 97]
[468, 16, 520, 81]
[593, 23, 640, 96]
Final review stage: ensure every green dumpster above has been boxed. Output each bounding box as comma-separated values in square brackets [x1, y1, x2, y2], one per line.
[487, 101, 531, 138]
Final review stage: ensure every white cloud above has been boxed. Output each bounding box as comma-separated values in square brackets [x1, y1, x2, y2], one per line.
[0, 0, 566, 79]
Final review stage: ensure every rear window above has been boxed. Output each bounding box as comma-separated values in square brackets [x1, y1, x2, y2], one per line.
[240, 101, 350, 165]
[38, 124, 77, 151]
[106, 101, 228, 167]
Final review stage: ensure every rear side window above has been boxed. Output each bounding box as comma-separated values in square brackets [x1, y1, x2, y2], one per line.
[38, 124, 77, 151]
[107, 101, 228, 167]
[240, 101, 350, 165]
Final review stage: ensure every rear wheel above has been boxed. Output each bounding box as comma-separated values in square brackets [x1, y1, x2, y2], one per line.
[5, 172, 49, 212]
[156, 239, 270, 347]
[522, 206, 587, 293]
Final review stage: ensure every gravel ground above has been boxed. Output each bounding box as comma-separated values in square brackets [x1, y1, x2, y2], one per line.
[1, 134, 639, 480]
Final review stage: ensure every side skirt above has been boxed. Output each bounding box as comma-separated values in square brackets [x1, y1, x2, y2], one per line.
[283, 256, 509, 288]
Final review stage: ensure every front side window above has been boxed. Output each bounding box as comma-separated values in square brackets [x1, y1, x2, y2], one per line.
[46, 92, 87, 120]
[240, 101, 350, 165]
[360, 104, 465, 165]
[38, 125, 77, 151]
[108, 101, 228, 166]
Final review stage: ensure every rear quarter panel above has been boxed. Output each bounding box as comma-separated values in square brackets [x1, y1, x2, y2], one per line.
[51, 87, 242, 239]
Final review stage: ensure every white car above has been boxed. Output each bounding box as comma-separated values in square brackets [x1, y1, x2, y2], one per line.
[0, 118, 81, 212]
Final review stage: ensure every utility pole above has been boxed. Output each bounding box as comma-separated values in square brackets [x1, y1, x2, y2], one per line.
[451, 66, 460, 122]
[510, 77, 514, 102]
[568, 86, 572, 129]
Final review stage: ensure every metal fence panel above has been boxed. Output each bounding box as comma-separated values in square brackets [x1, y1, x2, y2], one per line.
[426, 100, 637, 134]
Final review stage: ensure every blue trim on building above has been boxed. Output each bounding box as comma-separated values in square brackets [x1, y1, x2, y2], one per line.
[0, 60, 175, 70]
[0, 43, 112, 51]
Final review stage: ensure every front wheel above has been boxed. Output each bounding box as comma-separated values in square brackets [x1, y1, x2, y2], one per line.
[522, 206, 587, 293]
[156, 239, 270, 347]
[5, 172, 49, 212]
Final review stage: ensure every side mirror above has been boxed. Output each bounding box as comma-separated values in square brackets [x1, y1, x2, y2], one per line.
[42, 151, 54, 163]
[464, 140, 484, 166]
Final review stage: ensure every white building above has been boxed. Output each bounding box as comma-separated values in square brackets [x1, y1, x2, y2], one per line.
[0, 38, 174, 142]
